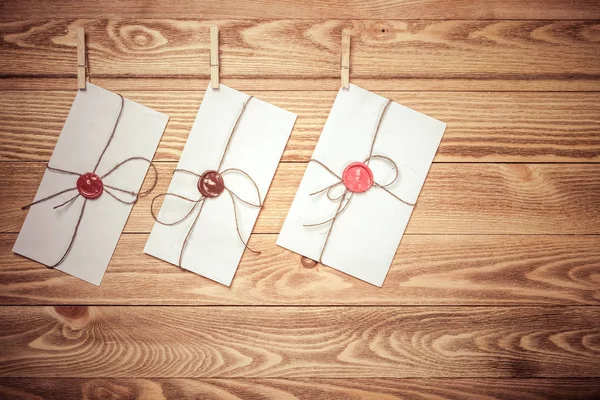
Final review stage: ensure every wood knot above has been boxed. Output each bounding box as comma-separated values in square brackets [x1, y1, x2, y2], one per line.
[117, 24, 168, 50]
[135, 34, 149, 46]
[510, 164, 537, 182]
[371, 23, 393, 38]
[54, 305, 88, 320]
[300, 256, 318, 269]
[53, 306, 91, 330]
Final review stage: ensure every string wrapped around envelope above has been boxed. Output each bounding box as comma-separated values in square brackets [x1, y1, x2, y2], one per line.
[305, 99, 415, 264]
[21, 94, 158, 268]
[150, 96, 263, 267]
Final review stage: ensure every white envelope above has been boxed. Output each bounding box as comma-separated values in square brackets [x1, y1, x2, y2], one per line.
[13, 83, 169, 286]
[144, 84, 297, 286]
[277, 84, 446, 287]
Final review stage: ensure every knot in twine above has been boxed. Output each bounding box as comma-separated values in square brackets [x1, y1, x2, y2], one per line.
[304, 99, 415, 265]
[150, 96, 263, 268]
[21, 94, 158, 268]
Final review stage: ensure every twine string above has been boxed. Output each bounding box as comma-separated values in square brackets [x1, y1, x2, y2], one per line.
[150, 95, 264, 267]
[309, 191, 353, 263]
[309, 181, 340, 198]
[305, 159, 345, 198]
[20, 93, 158, 268]
[93, 94, 125, 174]
[224, 188, 261, 253]
[179, 200, 206, 267]
[217, 98, 252, 171]
[173, 168, 202, 178]
[53, 192, 80, 209]
[367, 154, 399, 188]
[21, 187, 77, 210]
[372, 182, 415, 206]
[221, 168, 262, 207]
[46, 200, 88, 268]
[46, 165, 80, 176]
[303, 191, 353, 229]
[326, 183, 347, 201]
[150, 193, 204, 226]
[304, 98, 415, 265]
[365, 99, 392, 166]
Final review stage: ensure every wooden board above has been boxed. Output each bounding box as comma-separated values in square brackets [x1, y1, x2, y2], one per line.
[4, 77, 600, 92]
[1, 233, 599, 305]
[1, 20, 599, 80]
[1, 90, 600, 163]
[0, 306, 598, 378]
[1, 162, 599, 235]
[2, 378, 600, 400]
[2, 0, 600, 20]
[1, 0, 600, 395]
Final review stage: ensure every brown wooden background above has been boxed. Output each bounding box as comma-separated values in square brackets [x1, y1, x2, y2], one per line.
[1, 0, 599, 399]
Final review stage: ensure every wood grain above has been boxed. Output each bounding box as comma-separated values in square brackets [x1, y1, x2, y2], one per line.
[4, 77, 600, 92]
[1, 90, 599, 163]
[0, 306, 598, 378]
[1, 377, 600, 400]
[1, 20, 599, 80]
[1, 233, 599, 305]
[0, 0, 599, 393]
[2, 0, 600, 20]
[2, 162, 599, 235]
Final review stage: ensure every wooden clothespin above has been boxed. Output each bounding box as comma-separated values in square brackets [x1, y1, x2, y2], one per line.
[341, 31, 350, 89]
[210, 26, 220, 89]
[76, 27, 87, 90]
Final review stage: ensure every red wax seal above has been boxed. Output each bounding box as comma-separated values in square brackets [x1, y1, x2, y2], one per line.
[342, 162, 373, 193]
[198, 170, 225, 198]
[77, 172, 103, 199]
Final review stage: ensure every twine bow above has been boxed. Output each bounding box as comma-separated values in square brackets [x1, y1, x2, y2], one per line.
[150, 96, 263, 268]
[305, 99, 415, 264]
[21, 94, 158, 268]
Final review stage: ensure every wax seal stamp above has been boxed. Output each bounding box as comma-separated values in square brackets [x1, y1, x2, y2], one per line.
[77, 172, 103, 199]
[198, 170, 225, 198]
[342, 162, 373, 193]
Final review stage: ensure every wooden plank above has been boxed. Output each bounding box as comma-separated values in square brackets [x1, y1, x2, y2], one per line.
[2, 90, 599, 163]
[1, 378, 599, 400]
[4, 77, 600, 92]
[1, 20, 599, 80]
[1, 233, 599, 305]
[2, 162, 599, 235]
[0, 306, 598, 378]
[2, 0, 600, 20]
